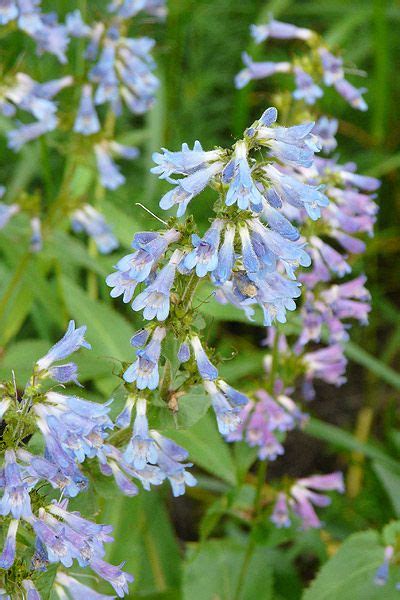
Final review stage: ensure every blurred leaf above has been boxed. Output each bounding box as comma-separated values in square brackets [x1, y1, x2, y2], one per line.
[303, 530, 395, 600]
[0, 339, 49, 384]
[345, 341, 400, 391]
[182, 540, 274, 600]
[306, 418, 400, 475]
[60, 274, 133, 362]
[373, 461, 400, 517]
[101, 491, 181, 597]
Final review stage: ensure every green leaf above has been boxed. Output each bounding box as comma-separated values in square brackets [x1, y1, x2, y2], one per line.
[0, 339, 49, 384]
[303, 531, 396, 600]
[166, 414, 237, 486]
[373, 462, 400, 517]
[60, 275, 134, 362]
[182, 540, 274, 600]
[305, 418, 400, 475]
[100, 491, 181, 597]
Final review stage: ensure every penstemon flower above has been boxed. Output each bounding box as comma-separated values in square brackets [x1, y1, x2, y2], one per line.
[236, 15, 368, 111]
[0, 0, 165, 258]
[224, 16, 381, 536]
[106, 104, 332, 501]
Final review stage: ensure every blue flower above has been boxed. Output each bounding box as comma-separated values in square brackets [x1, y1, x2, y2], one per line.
[0, 0, 18, 25]
[0, 519, 18, 569]
[177, 342, 190, 363]
[65, 9, 91, 38]
[74, 85, 100, 135]
[7, 116, 58, 151]
[131, 250, 181, 321]
[0, 450, 32, 520]
[248, 219, 311, 278]
[293, 68, 323, 105]
[334, 79, 367, 112]
[22, 579, 41, 600]
[184, 219, 223, 277]
[190, 336, 218, 380]
[124, 398, 158, 469]
[0, 202, 19, 230]
[106, 271, 138, 303]
[22, 580, 41, 600]
[235, 52, 291, 89]
[71, 205, 118, 254]
[263, 165, 329, 220]
[212, 224, 236, 285]
[250, 108, 319, 168]
[94, 143, 125, 190]
[48, 363, 81, 386]
[115, 395, 136, 428]
[56, 571, 116, 599]
[318, 48, 344, 85]
[151, 140, 222, 179]
[123, 326, 166, 390]
[250, 18, 312, 43]
[37, 320, 91, 372]
[217, 379, 249, 406]
[151, 431, 196, 497]
[312, 117, 338, 153]
[159, 161, 224, 216]
[130, 329, 150, 347]
[224, 140, 264, 211]
[115, 229, 180, 284]
[204, 381, 242, 435]
[90, 557, 134, 597]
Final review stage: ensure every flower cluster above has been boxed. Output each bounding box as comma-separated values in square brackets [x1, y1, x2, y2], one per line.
[222, 17, 381, 533]
[236, 16, 368, 111]
[106, 107, 330, 464]
[0, 0, 165, 256]
[270, 472, 345, 530]
[0, 319, 196, 596]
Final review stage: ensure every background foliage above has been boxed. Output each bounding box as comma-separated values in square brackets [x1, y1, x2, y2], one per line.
[0, 0, 399, 598]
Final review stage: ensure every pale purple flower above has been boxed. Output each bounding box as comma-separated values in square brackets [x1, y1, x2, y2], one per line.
[159, 160, 224, 217]
[318, 48, 344, 85]
[334, 78, 367, 111]
[293, 68, 323, 105]
[190, 336, 218, 381]
[56, 571, 115, 599]
[74, 85, 100, 135]
[0, 520, 18, 569]
[177, 342, 190, 363]
[152, 140, 222, 179]
[312, 117, 338, 153]
[290, 472, 344, 529]
[124, 398, 158, 469]
[123, 326, 166, 389]
[271, 493, 291, 528]
[90, 557, 134, 597]
[184, 219, 224, 277]
[250, 18, 312, 43]
[235, 52, 291, 89]
[374, 546, 394, 587]
[95, 143, 125, 190]
[131, 249, 182, 321]
[224, 140, 264, 212]
[37, 320, 91, 371]
[0, 203, 19, 229]
[0, 450, 32, 520]
[71, 205, 118, 254]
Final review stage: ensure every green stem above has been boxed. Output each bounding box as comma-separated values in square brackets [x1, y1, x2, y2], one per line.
[234, 459, 268, 600]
